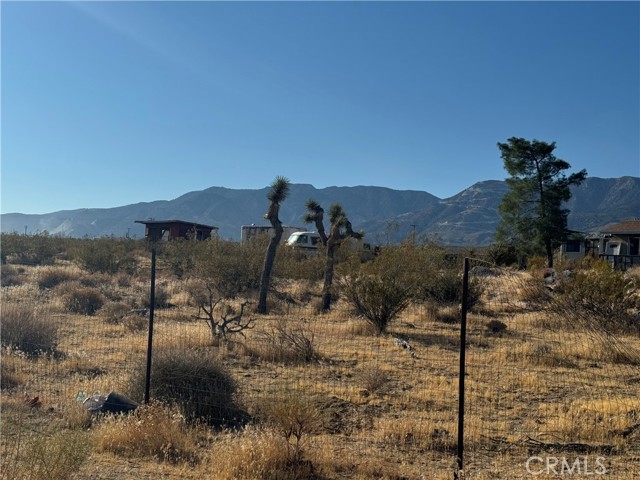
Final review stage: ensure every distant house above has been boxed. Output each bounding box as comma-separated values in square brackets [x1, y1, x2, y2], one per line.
[599, 219, 640, 270]
[560, 219, 640, 269]
[135, 219, 218, 242]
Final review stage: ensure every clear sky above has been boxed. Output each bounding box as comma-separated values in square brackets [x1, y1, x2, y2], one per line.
[2, 1, 639, 215]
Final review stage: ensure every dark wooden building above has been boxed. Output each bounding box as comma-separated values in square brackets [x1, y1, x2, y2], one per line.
[135, 219, 218, 242]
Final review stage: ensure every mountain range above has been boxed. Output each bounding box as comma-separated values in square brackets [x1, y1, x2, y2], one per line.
[1, 176, 638, 246]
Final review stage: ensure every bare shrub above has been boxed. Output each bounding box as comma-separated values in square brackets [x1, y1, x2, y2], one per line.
[113, 272, 132, 288]
[517, 277, 553, 308]
[1, 264, 25, 287]
[0, 303, 58, 357]
[93, 403, 199, 465]
[1, 354, 26, 389]
[125, 347, 245, 427]
[101, 302, 131, 325]
[251, 320, 319, 364]
[436, 305, 459, 324]
[58, 283, 104, 315]
[258, 389, 325, 462]
[37, 267, 75, 290]
[141, 283, 171, 308]
[123, 314, 148, 333]
[359, 366, 391, 395]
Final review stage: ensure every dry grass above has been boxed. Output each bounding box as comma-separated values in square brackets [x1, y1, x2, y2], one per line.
[93, 403, 201, 465]
[1, 260, 639, 479]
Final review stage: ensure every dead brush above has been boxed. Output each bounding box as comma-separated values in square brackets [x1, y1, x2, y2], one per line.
[249, 319, 319, 364]
[93, 402, 200, 465]
[205, 426, 314, 480]
[0, 264, 25, 287]
[100, 301, 131, 324]
[0, 353, 26, 389]
[358, 365, 392, 396]
[0, 302, 58, 357]
[257, 389, 326, 463]
[1, 399, 92, 480]
[36, 266, 76, 290]
[56, 281, 105, 315]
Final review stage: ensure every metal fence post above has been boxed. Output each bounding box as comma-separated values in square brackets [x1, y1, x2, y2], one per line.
[143, 241, 157, 404]
[455, 257, 470, 479]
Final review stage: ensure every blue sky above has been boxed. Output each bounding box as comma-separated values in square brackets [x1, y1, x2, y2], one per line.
[2, 1, 639, 214]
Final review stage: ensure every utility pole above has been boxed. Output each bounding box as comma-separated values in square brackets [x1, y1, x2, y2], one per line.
[410, 224, 417, 244]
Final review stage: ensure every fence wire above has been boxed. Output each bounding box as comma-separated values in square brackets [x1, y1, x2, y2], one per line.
[1, 256, 639, 479]
[461, 258, 640, 478]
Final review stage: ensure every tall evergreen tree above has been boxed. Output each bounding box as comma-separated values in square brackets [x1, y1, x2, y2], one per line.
[257, 176, 290, 314]
[496, 137, 587, 268]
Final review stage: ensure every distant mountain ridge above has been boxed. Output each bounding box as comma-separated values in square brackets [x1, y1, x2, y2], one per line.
[1, 177, 638, 246]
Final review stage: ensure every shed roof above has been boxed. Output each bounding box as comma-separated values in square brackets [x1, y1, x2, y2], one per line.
[600, 219, 640, 235]
[135, 219, 218, 230]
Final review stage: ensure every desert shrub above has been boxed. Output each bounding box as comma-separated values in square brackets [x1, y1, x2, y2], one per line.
[70, 237, 137, 274]
[4, 428, 92, 480]
[555, 258, 639, 331]
[0, 264, 24, 287]
[487, 240, 519, 266]
[274, 243, 326, 283]
[125, 347, 244, 427]
[141, 283, 170, 308]
[176, 239, 262, 299]
[258, 389, 325, 462]
[37, 267, 76, 289]
[436, 304, 460, 324]
[358, 366, 391, 395]
[341, 273, 413, 334]
[210, 428, 313, 480]
[0, 303, 58, 356]
[518, 275, 553, 307]
[365, 243, 482, 310]
[486, 319, 507, 335]
[1, 355, 26, 389]
[93, 403, 199, 465]
[0, 232, 64, 266]
[123, 315, 148, 333]
[101, 302, 131, 324]
[417, 268, 484, 309]
[59, 283, 104, 315]
[251, 320, 319, 364]
[114, 272, 132, 288]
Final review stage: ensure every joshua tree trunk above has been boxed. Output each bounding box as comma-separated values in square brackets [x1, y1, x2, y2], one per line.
[257, 177, 290, 314]
[258, 219, 283, 314]
[321, 245, 336, 311]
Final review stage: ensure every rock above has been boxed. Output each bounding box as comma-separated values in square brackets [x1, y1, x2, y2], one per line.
[82, 391, 139, 415]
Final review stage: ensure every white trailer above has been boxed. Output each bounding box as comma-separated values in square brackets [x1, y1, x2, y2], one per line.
[241, 224, 305, 243]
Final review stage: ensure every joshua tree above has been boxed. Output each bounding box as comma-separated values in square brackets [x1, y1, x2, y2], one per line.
[305, 200, 362, 311]
[257, 176, 290, 314]
[302, 199, 328, 245]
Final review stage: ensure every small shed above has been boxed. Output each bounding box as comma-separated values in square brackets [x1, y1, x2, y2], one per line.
[135, 219, 218, 242]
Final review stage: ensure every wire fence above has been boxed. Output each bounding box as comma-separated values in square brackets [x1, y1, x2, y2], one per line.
[1, 256, 639, 479]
